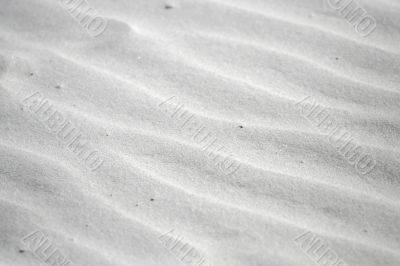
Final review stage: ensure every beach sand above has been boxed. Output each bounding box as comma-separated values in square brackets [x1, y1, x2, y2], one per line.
[0, 0, 400, 265]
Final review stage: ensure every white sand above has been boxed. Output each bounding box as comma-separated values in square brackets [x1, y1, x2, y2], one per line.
[1, 0, 400, 265]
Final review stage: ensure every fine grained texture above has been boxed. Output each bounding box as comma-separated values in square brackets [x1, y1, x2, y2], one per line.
[0, 0, 399, 265]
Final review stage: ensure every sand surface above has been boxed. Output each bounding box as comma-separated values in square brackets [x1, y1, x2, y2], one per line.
[1, 0, 400, 265]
